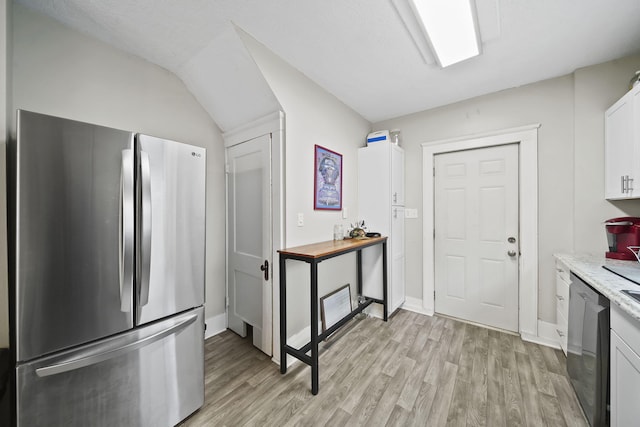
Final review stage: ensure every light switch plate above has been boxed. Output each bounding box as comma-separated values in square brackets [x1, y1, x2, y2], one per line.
[297, 213, 304, 226]
[405, 208, 418, 219]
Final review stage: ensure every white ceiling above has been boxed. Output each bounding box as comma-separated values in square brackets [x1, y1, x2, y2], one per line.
[15, 0, 640, 125]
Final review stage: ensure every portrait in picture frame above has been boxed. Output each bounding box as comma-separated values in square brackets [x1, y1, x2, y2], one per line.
[314, 145, 343, 210]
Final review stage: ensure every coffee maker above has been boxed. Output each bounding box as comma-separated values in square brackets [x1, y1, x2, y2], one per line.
[605, 217, 640, 260]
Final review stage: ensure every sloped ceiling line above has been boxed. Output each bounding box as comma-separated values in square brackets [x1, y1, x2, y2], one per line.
[177, 22, 281, 133]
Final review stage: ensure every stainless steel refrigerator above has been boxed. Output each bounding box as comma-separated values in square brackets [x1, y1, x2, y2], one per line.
[8, 110, 207, 426]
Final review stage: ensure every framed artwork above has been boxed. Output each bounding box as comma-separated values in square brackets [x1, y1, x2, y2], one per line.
[320, 284, 352, 333]
[314, 145, 343, 210]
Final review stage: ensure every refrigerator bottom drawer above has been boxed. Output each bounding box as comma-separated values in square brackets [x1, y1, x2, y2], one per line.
[16, 307, 204, 427]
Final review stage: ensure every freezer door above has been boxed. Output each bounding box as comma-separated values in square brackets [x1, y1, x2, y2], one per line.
[11, 110, 135, 362]
[136, 135, 206, 324]
[15, 307, 204, 427]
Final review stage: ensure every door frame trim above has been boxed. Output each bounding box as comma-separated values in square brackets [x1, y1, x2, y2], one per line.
[223, 111, 285, 358]
[422, 124, 539, 339]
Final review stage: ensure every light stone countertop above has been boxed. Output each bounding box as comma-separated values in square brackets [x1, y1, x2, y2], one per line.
[555, 253, 640, 322]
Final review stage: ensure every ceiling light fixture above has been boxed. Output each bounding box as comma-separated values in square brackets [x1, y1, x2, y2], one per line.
[408, 0, 481, 68]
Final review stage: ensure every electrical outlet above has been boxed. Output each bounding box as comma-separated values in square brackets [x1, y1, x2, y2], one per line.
[342, 207, 348, 219]
[297, 213, 304, 227]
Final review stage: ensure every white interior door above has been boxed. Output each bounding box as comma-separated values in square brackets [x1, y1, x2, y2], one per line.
[226, 134, 272, 355]
[434, 144, 519, 332]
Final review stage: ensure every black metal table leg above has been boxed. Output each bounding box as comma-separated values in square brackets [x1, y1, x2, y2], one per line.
[382, 241, 388, 321]
[310, 260, 319, 395]
[279, 255, 287, 374]
[356, 249, 363, 298]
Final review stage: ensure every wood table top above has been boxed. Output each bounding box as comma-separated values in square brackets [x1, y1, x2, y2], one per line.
[277, 236, 387, 259]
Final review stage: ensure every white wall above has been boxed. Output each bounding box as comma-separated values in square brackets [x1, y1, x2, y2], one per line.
[9, 5, 227, 328]
[238, 32, 372, 344]
[375, 54, 640, 324]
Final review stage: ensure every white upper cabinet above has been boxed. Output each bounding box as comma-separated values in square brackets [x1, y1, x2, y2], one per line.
[605, 84, 640, 199]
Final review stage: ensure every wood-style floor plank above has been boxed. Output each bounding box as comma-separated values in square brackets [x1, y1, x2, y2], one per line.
[523, 340, 557, 397]
[515, 351, 545, 426]
[367, 356, 415, 425]
[396, 338, 437, 411]
[502, 367, 526, 426]
[467, 337, 488, 426]
[182, 310, 589, 427]
[406, 380, 437, 426]
[427, 361, 459, 425]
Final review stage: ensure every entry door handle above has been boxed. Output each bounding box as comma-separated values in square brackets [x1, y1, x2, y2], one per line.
[260, 260, 269, 281]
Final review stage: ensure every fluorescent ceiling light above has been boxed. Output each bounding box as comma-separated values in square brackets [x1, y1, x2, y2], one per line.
[409, 0, 480, 67]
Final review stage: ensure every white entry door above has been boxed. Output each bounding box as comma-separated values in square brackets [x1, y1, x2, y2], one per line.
[226, 134, 272, 355]
[434, 144, 519, 332]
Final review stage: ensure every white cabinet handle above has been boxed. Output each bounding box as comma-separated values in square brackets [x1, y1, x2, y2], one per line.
[556, 329, 565, 338]
[556, 295, 565, 301]
[622, 175, 626, 193]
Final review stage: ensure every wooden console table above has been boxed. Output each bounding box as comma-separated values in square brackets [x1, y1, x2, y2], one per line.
[278, 236, 388, 395]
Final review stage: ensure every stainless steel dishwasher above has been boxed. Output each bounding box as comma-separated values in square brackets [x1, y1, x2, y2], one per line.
[567, 272, 610, 427]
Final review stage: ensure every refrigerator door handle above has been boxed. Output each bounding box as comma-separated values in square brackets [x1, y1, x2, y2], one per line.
[139, 150, 152, 306]
[120, 149, 135, 312]
[35, 312, 198, 377]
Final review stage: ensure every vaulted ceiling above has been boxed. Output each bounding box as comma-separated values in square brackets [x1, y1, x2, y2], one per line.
[16, 0, 640, 130]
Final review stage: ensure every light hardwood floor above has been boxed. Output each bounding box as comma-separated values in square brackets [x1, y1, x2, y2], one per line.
[182, 310, 588, 426]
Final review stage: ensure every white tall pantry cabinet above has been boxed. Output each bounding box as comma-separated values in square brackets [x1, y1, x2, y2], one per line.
[358, 142, 405, 315]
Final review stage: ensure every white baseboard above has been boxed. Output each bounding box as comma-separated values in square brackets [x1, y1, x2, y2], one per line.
[401, 296, 434, 316]
[204, 312, 227, 339]
[521, 320, 561, 350]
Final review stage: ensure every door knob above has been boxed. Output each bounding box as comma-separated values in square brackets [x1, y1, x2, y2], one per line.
[508, 250, 517, 257]
[260, 260, 269, 281]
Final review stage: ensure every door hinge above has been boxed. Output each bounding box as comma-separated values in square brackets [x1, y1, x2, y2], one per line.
[225, 163, 231, 174]
[433, 167, 435, 177]
[225, 296, 229, 307]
